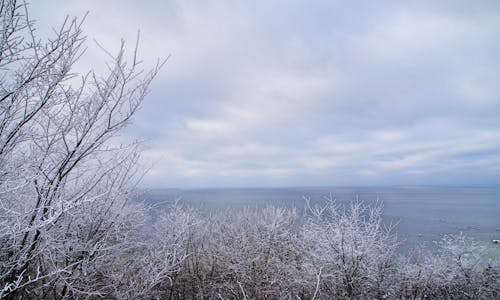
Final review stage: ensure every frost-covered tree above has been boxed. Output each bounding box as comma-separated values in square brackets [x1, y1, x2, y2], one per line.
[302, 196, 399, 299]
[0, 1, 162, 298]
[94, 201, 194, 299]
[131, 198, 498, 300]
[207, 206, 306, 299]
[397, 233, 499, 299]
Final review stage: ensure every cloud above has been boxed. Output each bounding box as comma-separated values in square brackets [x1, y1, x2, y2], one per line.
[30, 0, 500, 187]
[352, 10, 480, 60]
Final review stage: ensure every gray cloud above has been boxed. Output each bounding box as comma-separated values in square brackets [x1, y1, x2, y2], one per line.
[31, 0, 500, 187]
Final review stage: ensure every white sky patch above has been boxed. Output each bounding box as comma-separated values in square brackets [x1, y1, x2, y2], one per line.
[184, 119, 235, 140]
[226, 70, 336, 125]
[353, 9, 481, 60]
[454, 74, 500, 108]
[218, 143, 284, 159]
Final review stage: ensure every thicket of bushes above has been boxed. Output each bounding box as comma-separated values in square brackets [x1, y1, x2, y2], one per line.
[8, 197, 493, 300]
[101, 199, 497, 300]
[10, 195, 491, 299]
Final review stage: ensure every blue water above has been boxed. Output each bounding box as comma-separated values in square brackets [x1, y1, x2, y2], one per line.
[140, 186, 500, 250]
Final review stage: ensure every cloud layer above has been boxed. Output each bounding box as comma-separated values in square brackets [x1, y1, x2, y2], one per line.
[32, 1, 500, 187]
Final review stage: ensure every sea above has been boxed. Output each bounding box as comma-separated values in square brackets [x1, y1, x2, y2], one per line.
[139, 186, 500, 252]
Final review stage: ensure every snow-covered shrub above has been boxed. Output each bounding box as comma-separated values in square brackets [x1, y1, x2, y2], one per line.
[302, 196, 399, 299]
[95, 201, 195, 299]
[145, 202, 203, 299]
[206, 206, 307, 299]
[137, 199, 498, 300]
[396, 234, 499, 300]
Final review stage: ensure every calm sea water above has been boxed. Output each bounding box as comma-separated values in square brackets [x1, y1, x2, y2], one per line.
[140, 186, 500, 250]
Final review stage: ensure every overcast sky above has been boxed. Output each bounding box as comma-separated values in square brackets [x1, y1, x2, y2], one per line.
[31, 1, 500, 188]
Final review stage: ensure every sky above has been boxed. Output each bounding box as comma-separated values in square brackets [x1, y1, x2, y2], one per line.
[31, 1, 500, 188]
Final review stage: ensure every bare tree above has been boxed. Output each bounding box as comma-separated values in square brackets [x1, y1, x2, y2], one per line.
[0, 1, 162, 298]
[397, 233, 500, 300]
[205, 206, 306, 299]
[302, 196, 399, 299]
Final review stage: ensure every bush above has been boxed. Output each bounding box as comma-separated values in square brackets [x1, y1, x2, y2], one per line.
[128, 199, 498, 300]
[301, 197, 399, 299]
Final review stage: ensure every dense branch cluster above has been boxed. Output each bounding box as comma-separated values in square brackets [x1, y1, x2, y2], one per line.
[0, 2, 498, 299]
[133, 200, 497, 300]
[0, 1, 162, 298]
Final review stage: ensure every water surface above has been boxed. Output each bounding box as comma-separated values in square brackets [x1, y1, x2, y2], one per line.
[140, 186, 500, 250]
